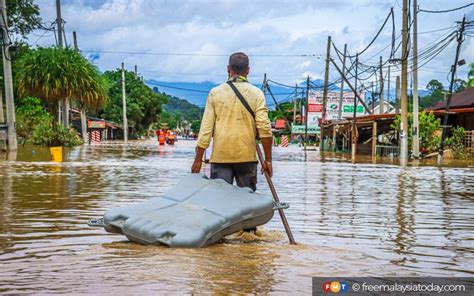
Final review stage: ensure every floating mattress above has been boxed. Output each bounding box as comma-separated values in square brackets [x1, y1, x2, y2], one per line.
[88, 174, 288, 248]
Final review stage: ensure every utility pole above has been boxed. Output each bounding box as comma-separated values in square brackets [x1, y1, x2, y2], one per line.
[395, 75, 400, 113]
[0, 83, 3, 123]
[304, 76, 309, 149]
[438, 16, 467, 163]
[293, 84, 297, 125]
[321, 35, 331, 150]
[379, 56, 384, 114]
[73, 31, 78, 49]
[56, 0, 69, 127]
[400, 0, 409, 164]
[412, 0, 420, 158]
[1, 0, 17, 151]
[352, 53, 359, 160]
[73, 31, 88, 143]
[338, 44, 347, 120]
[121, 63, 128, 141]
[56, 0, 63, 48]
[387, 65, 391, 107]
[134, 65, 138, 76]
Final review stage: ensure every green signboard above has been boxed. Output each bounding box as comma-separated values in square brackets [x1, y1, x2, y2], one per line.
[291, 125, 320, 135]
[343, 105, 364, 113]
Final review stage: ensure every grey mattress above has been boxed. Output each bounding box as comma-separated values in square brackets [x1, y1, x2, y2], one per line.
[89, 174, 287, 248]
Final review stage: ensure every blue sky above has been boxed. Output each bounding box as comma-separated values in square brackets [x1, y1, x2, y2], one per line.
[30, 0, 474, 91]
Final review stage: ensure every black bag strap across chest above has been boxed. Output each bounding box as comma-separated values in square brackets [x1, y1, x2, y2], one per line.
[226, 81, 255, 119]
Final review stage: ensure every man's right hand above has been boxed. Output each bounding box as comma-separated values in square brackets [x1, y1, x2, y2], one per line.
[191, 159, 202, 173]
[261, 160, 273, 177]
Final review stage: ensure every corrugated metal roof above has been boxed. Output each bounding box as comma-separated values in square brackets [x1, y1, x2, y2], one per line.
[430, 87, 474, 110]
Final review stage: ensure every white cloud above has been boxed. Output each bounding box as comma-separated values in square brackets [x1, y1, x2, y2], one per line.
[30, 0, 474, 88]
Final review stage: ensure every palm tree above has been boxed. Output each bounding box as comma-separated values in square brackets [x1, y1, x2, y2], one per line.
[15, 47, 108, 143]
[15, 47, 108, 132]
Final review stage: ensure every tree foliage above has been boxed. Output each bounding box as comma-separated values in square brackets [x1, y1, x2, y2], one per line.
[15, 47, 108, 115]
[7, 0, 42, 39]
[420, 79, 445, 109]
[468, 63, 474, 88]
[15, 96, 81, 147]
[101, 70, 168, 137]
[159, 95, 203, 130]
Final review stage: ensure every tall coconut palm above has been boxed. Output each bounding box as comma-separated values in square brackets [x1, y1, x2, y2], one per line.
[15, 47, 108, 132]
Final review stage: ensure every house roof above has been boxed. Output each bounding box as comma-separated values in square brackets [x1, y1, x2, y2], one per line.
[429, 87, 474, 110]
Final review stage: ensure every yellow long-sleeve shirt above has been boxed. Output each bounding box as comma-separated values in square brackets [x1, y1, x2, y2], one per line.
[196, 80, 272, 163]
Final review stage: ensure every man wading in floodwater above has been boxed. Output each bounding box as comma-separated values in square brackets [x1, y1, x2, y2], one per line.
[191, 51, 273, 197]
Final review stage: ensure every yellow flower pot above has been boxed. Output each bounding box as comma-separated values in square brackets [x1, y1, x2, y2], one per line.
[49, 146, 63, 162]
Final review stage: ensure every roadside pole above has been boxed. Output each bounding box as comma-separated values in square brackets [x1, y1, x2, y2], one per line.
[379, 56, 384, 114]
[438, 16, 466, 163]
[73, 31, 88, 143]
[412, 0, 420, 158]
[338, 44, 347, 120]
[321, 36, 331, 151]
[1, 0, 17, 151]
[56, 0, 69, 127]
[400, 0, 409, 165]
[352, 53, 359, 160]
[304, 76, 309, 150]
[293, 84, 297, 126]
[121, 63, 128, 141]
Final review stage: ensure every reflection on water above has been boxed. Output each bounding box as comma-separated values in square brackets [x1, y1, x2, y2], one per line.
[1, 141, 473, 294]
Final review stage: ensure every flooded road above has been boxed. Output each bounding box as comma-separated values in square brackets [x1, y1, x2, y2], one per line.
[1, 140, 473, 294]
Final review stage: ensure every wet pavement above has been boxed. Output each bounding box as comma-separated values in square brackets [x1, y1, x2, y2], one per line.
[0, 140, 473, 294]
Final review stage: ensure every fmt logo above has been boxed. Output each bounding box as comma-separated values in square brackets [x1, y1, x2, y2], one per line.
[322, 281, 349, 293]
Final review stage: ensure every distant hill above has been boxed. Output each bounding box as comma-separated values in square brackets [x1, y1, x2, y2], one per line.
[163, 95, 203, 122]
[146, 78, 431, 110]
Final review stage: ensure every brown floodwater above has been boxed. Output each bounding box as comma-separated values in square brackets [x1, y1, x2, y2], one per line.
[0, 140, 473, 294]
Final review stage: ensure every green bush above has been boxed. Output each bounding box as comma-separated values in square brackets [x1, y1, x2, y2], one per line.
[31, 119, 82, 147]
[445, 126, 467, 158]
[16, 96, 82, 147]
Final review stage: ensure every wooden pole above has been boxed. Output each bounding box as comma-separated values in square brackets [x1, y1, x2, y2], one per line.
[1, 0, 17, 151]
[121, 63, 128, 141]
[304, 76, 309, 149]
[438, 16, 467, 163]
[379, 56, 384, 114]
[372, 121, 377, 157]
[338, 44, 347, 120]
[321, 35, 331, 151]
[73, 32, 88, 143]
[256, 143, 296, 245]
[400, 0, 409, 164]
[352, 53, 359, 159]
[412, 0, 420, 158]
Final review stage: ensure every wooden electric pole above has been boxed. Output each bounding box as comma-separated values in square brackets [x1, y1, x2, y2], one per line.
[293, 84, 297, 125]
[400, 0, 409, 164]
[121, 63, 128, 141]
[73, 31, 88, 143]
[438, 16, 467, 163]
[1, 0, 17, 151]
[412, 0, 420, 158]
[304, 76, 309, 149]
[56, 0, 69, 127]
[338, 44, 347, 120]
[379, 56, 384, 114]
[352, 53, 359, 160]
[395, 75, 400, 114]
[321, 35, 331, 150]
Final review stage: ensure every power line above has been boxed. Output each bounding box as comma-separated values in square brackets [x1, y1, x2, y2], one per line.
[418, 2, 474, 13]
[81, 49, 325, 58]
